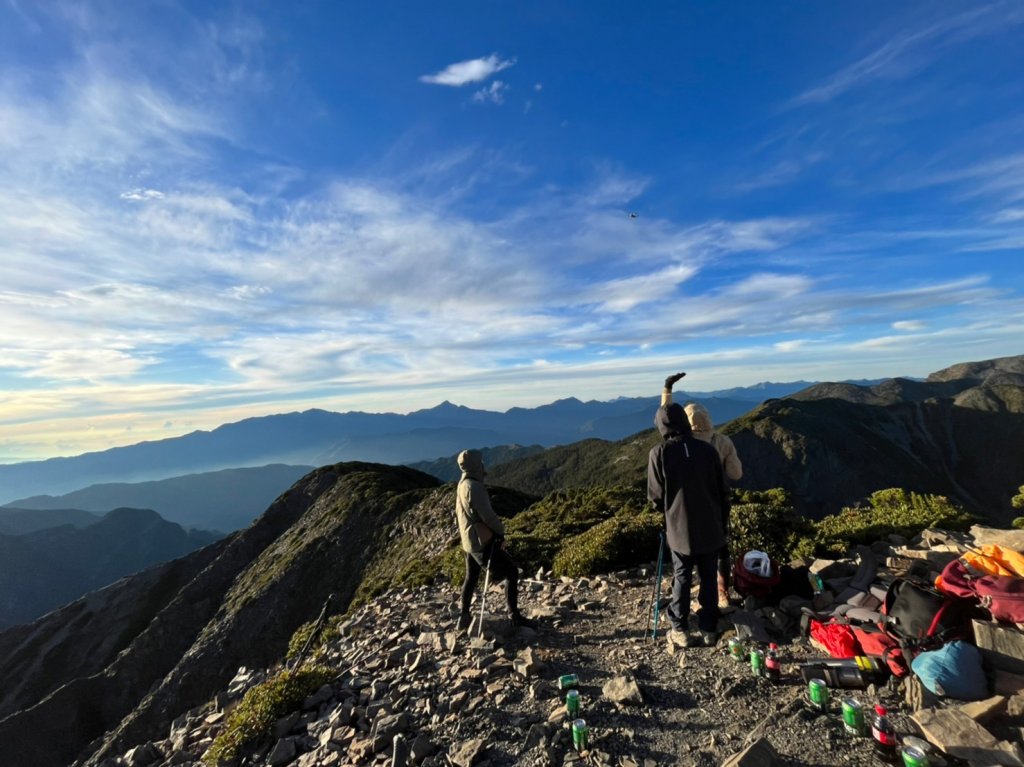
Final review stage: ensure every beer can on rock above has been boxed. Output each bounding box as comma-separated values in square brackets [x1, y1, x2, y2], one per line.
[841, 697, 865, 736]
[901, 746, 929, 767]
[566, 689, 580, 717]
[750, 648, 765, 676]
[558, 674, 579, 690]
[571, 719, 588, 751]
[807, 678, 829, 711]
[728, 637, 745, 661]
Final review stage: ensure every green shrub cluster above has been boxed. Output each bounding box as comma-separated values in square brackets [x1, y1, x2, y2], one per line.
[503, 485, 648, 573]
[728, 490, 813, 563]
[1012, 485, 1024, 511]
[1012, 518, 1024, 530]
[203, 664, 335, 765]
[797, 488, 975, 558]
[552, 510, 663, 577]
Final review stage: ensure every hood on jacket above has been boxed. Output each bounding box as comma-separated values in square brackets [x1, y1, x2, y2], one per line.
[684, 402, 714, 434]
[655, 403, 693, 439]
[457, 448, 486, 479]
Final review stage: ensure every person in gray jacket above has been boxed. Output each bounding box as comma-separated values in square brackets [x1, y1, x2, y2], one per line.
[648, 401, 730, 647]
[454, 449, 536, 632]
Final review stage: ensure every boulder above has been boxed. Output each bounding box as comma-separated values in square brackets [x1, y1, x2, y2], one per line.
[602, 675, 643, 706]
[449, 738, 486, 767]
[720, 737, 780, 767]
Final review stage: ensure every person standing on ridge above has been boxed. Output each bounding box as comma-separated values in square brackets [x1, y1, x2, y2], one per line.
[685, 402, 742, 609]
[453, 448, 536, 632]
[649, 373, 731, 647]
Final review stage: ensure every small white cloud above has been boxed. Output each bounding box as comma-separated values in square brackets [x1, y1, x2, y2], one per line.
[534, 83, 543, 91]
[120, 188, 165, 201]
[892, 320, 925, 331]
[419, 54, 515, 87]
[774, 340, 809, 352]
[472, 81, 509, 105]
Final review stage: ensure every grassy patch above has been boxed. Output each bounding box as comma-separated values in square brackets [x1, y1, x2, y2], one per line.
[203, 664, 335, 765]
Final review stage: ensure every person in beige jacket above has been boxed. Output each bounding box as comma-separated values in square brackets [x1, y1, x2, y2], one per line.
[684, 402, 742, 608]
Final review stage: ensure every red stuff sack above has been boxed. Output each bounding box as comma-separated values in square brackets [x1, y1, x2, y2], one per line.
[809, 619, 859, 658]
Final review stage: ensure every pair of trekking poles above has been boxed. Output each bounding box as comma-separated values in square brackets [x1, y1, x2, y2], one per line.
[646, 533, 666, 640]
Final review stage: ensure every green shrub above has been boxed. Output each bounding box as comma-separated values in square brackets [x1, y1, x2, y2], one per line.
[1012, 517, 1024, 530]
[286, 619, 342, 662]
[505, 485, 648, 573]
[552, 510, 663, 577]
[729, 498, 813, 563]
[807, 489, 974, 558]
[204, 664, 335, 765]
[1012, 485, 1024, 511]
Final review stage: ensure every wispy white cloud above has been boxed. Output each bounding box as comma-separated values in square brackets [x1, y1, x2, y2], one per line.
[791, 3, 1024, 106]
[892, 320, 925, 331]
[472, 80, 508, 105]
[419, 54, 515, 87]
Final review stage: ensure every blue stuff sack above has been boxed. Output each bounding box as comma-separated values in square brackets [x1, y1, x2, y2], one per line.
[910, 640, 988, 700]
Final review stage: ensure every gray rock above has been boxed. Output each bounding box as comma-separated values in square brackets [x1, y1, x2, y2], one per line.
[602, 675, 643, 706]
[449, 738, 486, 767]
[273, 710, 301, 739]
[720, 737, 780, 766]
[409, 734, 435, 763]
[124, 742, 162, 767]
[524, 722, 550, 750]
[267, 738, 297, 766]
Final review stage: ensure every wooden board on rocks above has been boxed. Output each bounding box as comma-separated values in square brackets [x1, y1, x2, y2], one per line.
[912, 708, 1024, 767]
[974, 620, 1024, 675]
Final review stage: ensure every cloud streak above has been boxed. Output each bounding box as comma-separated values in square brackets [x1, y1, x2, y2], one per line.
[419, 54, 515, 87]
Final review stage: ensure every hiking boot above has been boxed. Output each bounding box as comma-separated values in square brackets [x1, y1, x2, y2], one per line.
[718, 574, 730, 609]
[511, 612, 537, 630]
[666, 628, 692, 648]
[456, 611, 472, 632]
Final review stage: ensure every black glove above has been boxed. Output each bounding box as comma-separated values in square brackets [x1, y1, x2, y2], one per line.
[664, 372, 686, 391]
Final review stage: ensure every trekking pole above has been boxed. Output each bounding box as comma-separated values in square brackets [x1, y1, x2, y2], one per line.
[477, 546, 493, 638]
[289, 593, 335, 671]
[651, 533, 665, 639]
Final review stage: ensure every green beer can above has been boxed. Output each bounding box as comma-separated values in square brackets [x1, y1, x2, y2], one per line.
[901, 746, 929, 767]
[750, 648, 765, 676]
[558, 674, 580, 690]
[841, 697, 864, 736]
[571, 718, 588, 751]
[807, 678, 829, 712]
[566, 689, 580, 717]
[728, 637, 745, 661]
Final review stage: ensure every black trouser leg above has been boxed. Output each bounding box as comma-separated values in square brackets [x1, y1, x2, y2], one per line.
[485, 543, 520, 615]
[718, 545, 731, 587]
[695, 552, 720, 632]
[669, 550, 694, 631]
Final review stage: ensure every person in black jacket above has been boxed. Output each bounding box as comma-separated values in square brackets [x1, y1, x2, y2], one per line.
[647, 395, 731, 647]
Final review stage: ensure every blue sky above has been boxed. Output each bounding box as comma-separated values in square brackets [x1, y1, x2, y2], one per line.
[1, 1, 1023, 462]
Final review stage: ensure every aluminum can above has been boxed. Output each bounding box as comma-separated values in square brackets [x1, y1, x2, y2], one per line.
[750, 648, 765, 676]
[901, 746, 929, 767]
[728, 636, 746, 660]
[841, 697, 865, 736]
[558, 674, 579, 690]
[807, 677, 829, 711]
[565, 689, 580, 717]
[571, 718, 588, 751]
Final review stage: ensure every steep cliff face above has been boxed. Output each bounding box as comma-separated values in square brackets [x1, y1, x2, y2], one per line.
[0, 462, 460, 767]
[726, 355, 1024, 521]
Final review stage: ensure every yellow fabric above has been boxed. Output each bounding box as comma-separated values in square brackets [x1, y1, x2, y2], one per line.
[960, 545, 1024, 577]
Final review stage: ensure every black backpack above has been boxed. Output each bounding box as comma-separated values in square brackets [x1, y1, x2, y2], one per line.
[883, 578, 969, 651]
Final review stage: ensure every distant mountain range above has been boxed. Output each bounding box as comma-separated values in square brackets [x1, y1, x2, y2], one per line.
[482, 356, 1024, 525]
[0, 359, 1015, 766]
[0, 386, 795, 504]
[0, 507, 222, 630]
[4, 464, 314, 533]
[0, 507, 99, 535]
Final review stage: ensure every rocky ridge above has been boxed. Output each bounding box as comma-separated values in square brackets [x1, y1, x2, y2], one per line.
[90, 528, 1024, 767]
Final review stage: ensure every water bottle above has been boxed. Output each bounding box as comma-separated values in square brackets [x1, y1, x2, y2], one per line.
[765, 643, 781, 683]
[870, 704, 900, 763]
